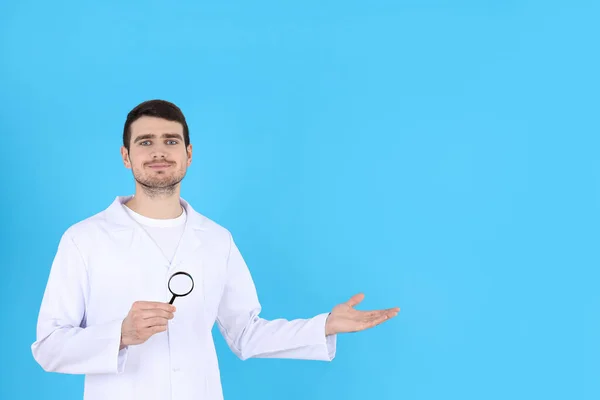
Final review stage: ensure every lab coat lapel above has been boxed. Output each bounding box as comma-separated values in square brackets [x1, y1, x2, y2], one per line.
[104, 196, 205, 270]
[104, 196, 170, 267]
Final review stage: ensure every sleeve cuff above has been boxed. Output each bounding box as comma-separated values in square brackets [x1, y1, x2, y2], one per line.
[89, 319, 129, 374]
[117, 346, 128, 373]
[315, 312, 337, 361]
[326, 332, 337, 360]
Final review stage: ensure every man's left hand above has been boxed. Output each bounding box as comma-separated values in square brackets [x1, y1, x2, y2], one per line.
[325, 293, 400, 336]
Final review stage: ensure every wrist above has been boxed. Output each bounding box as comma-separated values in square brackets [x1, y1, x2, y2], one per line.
[119, 320, 128, 349]
[119, 332, 128, 350]
[325, 313, 335, 336]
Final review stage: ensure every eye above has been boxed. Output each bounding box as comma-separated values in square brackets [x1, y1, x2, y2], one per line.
[140, 140, 151, 146]
[167, 140, 179, 145]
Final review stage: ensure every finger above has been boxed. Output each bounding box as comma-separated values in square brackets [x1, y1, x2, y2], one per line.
[380, 309, 400, 318]
[377, 311, 399, 323]
[367, 310, 397, 324]
[360, 310, 390, 318]
[142, 317, 169, 328]
[133, 301, 176, 312]
[366, 307, 400, 315]
[355, 309, 394, 320]
[354, 306, 400, 317]
[367, 314, 392, 328]
[147, 325, 168, 335]
[140, 309, 174, 320]
[352, 311, 398, 332]
[346, 293, 365, 308]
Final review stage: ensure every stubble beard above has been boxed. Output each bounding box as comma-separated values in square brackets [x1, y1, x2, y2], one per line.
[133, 167, 186, 199]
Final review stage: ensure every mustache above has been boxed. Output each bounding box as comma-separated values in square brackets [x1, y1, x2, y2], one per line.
[145, 160, 174, 166]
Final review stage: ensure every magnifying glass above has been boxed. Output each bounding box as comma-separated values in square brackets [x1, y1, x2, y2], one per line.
[168, 271, 194, 304]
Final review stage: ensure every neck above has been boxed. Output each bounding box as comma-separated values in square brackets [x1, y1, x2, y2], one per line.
[125, 183, 183, 219]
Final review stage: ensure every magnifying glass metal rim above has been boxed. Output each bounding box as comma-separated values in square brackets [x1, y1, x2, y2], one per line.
[168, 271, 194, 304]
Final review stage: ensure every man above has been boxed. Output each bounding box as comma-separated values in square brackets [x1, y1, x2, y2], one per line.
[31, 99, 400, 400]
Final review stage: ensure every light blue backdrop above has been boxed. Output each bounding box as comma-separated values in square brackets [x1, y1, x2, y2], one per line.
[1, 1, 598, 399]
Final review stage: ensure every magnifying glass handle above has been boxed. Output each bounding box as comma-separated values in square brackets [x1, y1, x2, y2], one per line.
[169, 294, 176, 305]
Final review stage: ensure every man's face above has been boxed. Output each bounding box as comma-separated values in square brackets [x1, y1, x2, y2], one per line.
[121, 116, 192, 192]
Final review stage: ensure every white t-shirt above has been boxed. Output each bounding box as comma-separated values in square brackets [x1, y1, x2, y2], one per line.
[123, 205, 186, 264]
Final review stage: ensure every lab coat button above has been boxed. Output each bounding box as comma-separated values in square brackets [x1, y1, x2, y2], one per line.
[173, 368, 180, 372]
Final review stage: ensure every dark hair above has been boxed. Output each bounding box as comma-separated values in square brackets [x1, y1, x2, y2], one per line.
[122, 99, 190, 151]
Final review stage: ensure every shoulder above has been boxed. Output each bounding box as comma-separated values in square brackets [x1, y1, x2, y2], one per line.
[188, 210, 234, 246]
[59, 209, 113, 245]
[182, 198, 234, 243]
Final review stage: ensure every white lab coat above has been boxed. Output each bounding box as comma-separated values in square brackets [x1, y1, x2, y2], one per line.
[31, 196, 337, 400]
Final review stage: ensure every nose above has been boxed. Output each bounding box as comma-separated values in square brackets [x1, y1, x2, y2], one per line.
[150, 146, 168, 159]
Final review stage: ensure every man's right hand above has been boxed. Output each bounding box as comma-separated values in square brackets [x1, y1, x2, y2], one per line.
[120, 301, 176, 348]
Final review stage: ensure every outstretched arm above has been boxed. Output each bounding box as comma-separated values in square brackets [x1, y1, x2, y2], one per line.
[216, 234, 336, 361]
[215, 234, 400, 362]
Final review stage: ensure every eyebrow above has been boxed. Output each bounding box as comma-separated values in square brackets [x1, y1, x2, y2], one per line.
[133, 133, 184, 143]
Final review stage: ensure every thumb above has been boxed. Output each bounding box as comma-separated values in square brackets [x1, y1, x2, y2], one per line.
[346, 293, 365, 308]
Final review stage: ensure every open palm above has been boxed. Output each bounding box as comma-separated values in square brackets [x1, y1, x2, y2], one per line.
[325, 293, 400, 336]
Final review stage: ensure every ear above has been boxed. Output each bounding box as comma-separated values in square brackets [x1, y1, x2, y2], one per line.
[120, 146, 132, 169]
[186, 144, 193, 167]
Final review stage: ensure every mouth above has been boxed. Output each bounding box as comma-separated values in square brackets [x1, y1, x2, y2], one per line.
[147, 163, 173, 169]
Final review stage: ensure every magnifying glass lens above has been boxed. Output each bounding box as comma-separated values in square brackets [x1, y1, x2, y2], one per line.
[170, 274, 193, 295]
[168, 272, 194, 304]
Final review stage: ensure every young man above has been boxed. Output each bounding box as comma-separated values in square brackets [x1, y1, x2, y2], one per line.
[31, 100, 400, 400]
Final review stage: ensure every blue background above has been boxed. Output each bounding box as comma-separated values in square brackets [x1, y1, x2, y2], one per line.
[1, 1, 598, 399]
